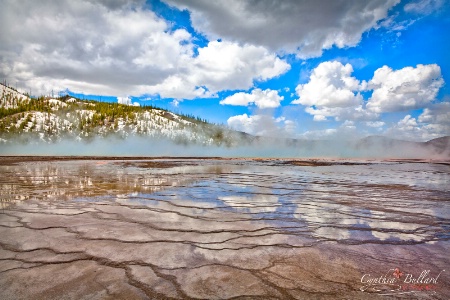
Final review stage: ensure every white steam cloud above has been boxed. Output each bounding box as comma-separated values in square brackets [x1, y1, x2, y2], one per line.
[1, 135, 448, 159]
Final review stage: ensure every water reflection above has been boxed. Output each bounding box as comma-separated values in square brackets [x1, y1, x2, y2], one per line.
[0, 159, 448, 245]
[218, 195, 280, 213]
[0, 160, 207, 207]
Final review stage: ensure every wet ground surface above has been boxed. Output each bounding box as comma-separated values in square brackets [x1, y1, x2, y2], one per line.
[0, 157, 449, 299]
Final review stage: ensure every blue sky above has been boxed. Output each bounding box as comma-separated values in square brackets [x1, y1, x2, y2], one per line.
[1, 0, 449, 141]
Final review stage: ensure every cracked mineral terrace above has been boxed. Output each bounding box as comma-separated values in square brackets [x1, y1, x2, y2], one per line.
[0, 157, 449, 299]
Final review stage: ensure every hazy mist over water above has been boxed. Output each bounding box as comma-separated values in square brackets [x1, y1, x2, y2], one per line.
[1, 135, 449, 159]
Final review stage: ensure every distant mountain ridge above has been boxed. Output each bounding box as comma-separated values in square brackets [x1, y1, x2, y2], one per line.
[265, 135, 450, 158]
[354, 135, 450, 158]
[425, 136, 450, 152]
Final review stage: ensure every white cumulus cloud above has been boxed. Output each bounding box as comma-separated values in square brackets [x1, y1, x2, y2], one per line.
[293, 61, 363, 108]
[304, 105, 379, 122]
[367, 64, 444, 113]
[418, 102, 450, 125]
[147, 41, 290, 99]
[0, 0, 289, 99]
[220, 89, 283, 109]
[415, 101, 450, 139]
[293, 61, 444, 126]
[164, 0, 400, 58]
[117, 96, 139, 106]
[227, 114, 295, 136]
[365, 121, 385, 128]
[384, 115, 424, 140]
[292, 61, 377, 122]
[118, 97, 132, 105]
[385, 106, 450, 141]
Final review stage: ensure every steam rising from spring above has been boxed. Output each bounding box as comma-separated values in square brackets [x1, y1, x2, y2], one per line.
[1, 135, 449, 159]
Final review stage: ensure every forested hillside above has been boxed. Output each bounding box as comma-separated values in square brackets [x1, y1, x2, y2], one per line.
[0, 83, 245, 146]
